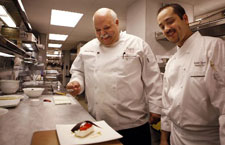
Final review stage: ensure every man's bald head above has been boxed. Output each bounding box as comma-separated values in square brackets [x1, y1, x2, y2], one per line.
[93, 8, 118, 23]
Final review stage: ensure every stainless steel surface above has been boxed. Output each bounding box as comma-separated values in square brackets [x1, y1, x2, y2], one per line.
[190, 18, 225, 37]
[0, 95, 95, 145]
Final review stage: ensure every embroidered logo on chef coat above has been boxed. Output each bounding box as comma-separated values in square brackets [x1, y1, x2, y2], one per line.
[190, 59, 206, 77]
[194, 61, 206, 66]
[84, 50, 95, 53]
[122, 47, 137, 60]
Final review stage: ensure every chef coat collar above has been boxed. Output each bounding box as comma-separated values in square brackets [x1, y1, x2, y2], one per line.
[175, 31, 201, 58]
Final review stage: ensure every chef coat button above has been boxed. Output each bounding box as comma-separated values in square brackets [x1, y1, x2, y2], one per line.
[181, 86, 183, 88]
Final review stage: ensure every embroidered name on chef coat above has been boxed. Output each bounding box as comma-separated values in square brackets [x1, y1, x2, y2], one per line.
[122, 47, 137, 60]
[194, 61, 206, 66]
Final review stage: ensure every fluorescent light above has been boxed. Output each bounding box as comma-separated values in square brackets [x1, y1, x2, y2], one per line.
[50, 9, 83, 27]
[27, 47, 33, 51]
[24, 44, 32, 47]
[49, 33, 68, 41]
[54, 51, 59, 55]
[18, 0, 31, 30]
[195, 18, 202, 21]
[28, 23, 32, 29]
[48, 43, 62, 48]
[0, 5, 16, 27]
[24, 43, 33, 51]
[47, 54, 61, 57]
[0, 52, 15, 57]
[18, 0, 26, 12]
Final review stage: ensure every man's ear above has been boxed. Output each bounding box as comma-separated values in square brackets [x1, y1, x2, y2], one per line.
[183, 14, 189, 24]
[116, 19, 119, 25]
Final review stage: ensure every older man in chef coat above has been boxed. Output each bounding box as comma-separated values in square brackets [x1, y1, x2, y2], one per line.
[67, 8, 163, 145]
[157, 3, 225, 145]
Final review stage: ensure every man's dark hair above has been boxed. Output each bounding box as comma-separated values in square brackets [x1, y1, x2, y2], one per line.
[157, 3, 186, 20]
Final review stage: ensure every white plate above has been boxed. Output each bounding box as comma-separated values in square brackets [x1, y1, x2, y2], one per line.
[56, 120, 122, 145]
[0, 95, 24, 100]
[0, 95, 22, 107]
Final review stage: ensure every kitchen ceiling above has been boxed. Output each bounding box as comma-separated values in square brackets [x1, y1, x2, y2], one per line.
[21, 0, 225, 51]
[22, 0, 137, 51]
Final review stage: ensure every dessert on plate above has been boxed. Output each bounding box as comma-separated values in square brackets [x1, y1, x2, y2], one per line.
[71, 120, 100, 137]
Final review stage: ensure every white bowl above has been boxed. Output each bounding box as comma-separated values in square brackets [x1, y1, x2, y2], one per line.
[23, 88, 45, 98]
[0, 80, 20, 94]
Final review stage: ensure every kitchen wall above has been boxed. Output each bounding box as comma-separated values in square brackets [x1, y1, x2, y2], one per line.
[126, 0, 194, 56]
[126, 0, 146, 40]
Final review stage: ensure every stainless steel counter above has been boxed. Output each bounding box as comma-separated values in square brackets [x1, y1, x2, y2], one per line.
[0, 94, 95, 145]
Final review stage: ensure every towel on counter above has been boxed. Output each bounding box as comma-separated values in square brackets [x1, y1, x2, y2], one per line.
[53, 95, 71, 105]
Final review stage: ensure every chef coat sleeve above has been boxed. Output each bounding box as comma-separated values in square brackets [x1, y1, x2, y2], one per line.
[205, 39, 225, 144]
[141, 41, 163, 115]
[161, 74, 171, 132]
[69, 52, 85, 95]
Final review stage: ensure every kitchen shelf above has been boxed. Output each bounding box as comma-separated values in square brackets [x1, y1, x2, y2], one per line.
[0, 34, 27, 57]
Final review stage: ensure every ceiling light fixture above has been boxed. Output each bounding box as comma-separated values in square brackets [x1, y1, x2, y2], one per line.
[48, 43, 62, 48]
[47, 54, 61, 57]
[18, 0, 32, 30]
[49, 33, 68, 41]
[0, 5, 16, 27]
[24, 44, 32, 48]
[24, 43, 34, 51]
[50, 9, 83, 27]
[54, 51, 60, 55]
[28, 22, 32, 29]
[18, 0, 26, 12]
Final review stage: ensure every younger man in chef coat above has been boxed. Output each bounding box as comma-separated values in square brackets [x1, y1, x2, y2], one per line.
[157, 3, 225, 145]
[67, 8, 163, 145]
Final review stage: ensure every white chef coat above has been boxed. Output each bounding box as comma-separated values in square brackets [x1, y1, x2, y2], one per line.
[161, 31, 225, 145]
[70, 31, 162, 130]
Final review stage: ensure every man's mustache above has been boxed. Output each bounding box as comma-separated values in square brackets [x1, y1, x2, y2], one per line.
[100, 34, 110, 39]
[166, 29, 176, 35]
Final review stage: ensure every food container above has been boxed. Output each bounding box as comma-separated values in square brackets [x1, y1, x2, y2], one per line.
[23, 88, 45, 98]
[0, 80, 20, 94]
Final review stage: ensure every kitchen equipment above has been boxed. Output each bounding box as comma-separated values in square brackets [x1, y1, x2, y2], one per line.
[23, 88, 45, 98]
[0, 97, 20, 107]
[0, 80, 20, 94]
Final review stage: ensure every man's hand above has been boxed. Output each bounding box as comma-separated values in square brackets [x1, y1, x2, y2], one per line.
[66, 81, 81, 96]
[160, 130, 170, 145]
[149, 112, 161, 124]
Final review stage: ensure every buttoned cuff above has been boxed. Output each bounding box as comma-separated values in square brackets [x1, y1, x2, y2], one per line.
[149, 102, 162, 115]
[161, 108, 171, 132]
